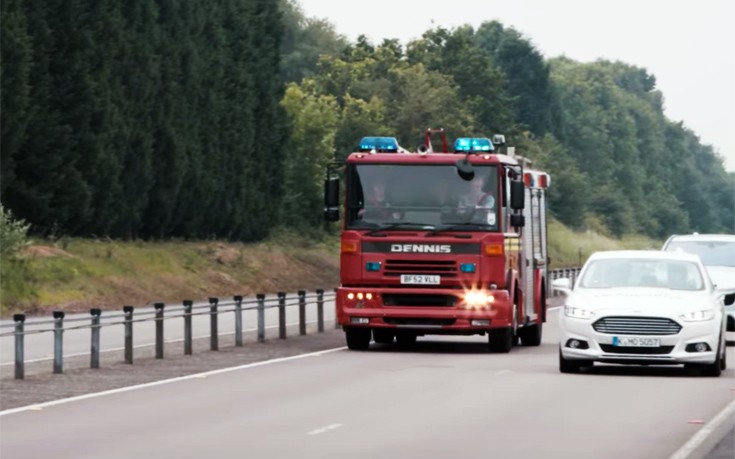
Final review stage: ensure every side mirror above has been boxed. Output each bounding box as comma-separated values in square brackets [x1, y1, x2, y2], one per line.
[510, 214, 525, 228]
[510, 180, 525, 210]
[724, 293, 735, 306]
[552, 278, 572, 296]
[324, 178, 340, 222]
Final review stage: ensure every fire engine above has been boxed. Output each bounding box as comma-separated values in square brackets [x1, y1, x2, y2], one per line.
[324, 129, 550, 352]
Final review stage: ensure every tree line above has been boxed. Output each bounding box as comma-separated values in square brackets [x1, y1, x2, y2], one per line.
[2, 0, 733, 241]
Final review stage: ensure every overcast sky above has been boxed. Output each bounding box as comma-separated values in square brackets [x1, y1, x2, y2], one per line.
[297, 0, 735, 172]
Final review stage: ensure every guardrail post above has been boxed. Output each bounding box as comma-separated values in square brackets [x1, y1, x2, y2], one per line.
[13, 314, 25, 380]
[316, 289, 325, 333]
[298, 290, 306, 335]
[123, 305, 134, 364]
[90, 309, 101, 369]
[257, 294, 266, 343]
[154, 302, 165, 359]
[278, 292, 286, 339]
[234, 295, 243, 347]
[183, 300, 193, 355]
[53, 310, 65, 374]
[209, 297, 219, 351]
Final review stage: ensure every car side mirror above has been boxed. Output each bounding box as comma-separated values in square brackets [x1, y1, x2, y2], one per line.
[552, 278, 572, 296]
[510, 180, 525, 210]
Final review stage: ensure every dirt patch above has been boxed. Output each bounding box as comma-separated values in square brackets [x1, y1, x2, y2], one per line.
[22, 245, 76, 258]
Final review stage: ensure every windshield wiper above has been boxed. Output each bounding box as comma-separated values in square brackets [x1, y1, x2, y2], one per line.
[425, 222, 493, 236]
[365, 222, 435, 236]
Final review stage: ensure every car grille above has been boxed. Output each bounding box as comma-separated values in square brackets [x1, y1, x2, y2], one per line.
[384, 259, 457, 278]
[382, 293, 458, 307]
[599, 345, 674, 355]
[592, 316, 681, 335]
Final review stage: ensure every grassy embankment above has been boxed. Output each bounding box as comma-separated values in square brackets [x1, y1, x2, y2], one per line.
[0, 220, 660, 317]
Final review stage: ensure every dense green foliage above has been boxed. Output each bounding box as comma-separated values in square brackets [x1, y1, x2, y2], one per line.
[1, 0, 732, 242]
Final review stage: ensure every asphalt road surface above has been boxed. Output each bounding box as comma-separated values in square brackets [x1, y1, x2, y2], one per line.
[1, 307, 733, 459]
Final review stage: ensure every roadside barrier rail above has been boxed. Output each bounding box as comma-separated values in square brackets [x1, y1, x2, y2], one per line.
[3, 267, 581, 380]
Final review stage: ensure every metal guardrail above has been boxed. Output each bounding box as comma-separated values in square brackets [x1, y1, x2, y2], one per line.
[2, 289, 336, 380]
[4, 267, 581, 381]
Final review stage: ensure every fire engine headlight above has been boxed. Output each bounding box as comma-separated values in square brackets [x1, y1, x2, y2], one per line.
[463, 290, 494, 308]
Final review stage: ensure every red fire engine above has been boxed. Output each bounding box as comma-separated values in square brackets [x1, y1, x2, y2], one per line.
[324, 129, 550, 352]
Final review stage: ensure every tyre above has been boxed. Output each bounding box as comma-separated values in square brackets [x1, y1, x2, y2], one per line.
[395, 331, 417, 347]
[345, 327, 371, 350]
[488, 327, 514, 353]
[373, 329, 395, 344]
[519, 323, 543, 346]
[559, 348, 590, 374]
[702, 337, 724, 377]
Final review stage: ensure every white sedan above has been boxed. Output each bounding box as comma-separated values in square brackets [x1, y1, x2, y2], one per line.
[554, 250, 734, 376]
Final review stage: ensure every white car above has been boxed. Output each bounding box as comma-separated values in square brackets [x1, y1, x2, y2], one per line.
[554, 250, 734, 376]
[662, 233, 735, 331]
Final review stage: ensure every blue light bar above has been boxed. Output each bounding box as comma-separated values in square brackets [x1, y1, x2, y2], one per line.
[454, 137, 494, 153]
[359, 136, 399, 152]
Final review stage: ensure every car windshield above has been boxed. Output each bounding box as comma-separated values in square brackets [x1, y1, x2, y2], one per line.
[345, 164, 500, 231]
[578, 258, 704, 291]
[664, 240, 735, 268]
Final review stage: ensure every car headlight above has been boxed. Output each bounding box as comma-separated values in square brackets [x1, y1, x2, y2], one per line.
[679, 309, 716, 322]
[564, 306, 595, 319]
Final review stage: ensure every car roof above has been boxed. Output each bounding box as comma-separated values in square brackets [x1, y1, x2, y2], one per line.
[664, 233, 735, 243]
[586, 250, 703, 263]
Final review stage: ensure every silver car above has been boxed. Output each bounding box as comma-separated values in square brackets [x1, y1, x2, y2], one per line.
[662, 233, 735, 331]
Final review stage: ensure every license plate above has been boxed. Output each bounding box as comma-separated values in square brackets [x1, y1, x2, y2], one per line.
[612, 336, 661, 347]
[400, 274, 440, 285]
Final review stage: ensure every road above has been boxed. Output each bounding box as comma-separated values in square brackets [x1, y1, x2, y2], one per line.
[0, 292, 336, 366]
[1, 308, 733, 459]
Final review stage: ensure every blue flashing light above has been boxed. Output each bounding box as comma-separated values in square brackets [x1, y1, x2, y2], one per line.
[454, 137, 494, 153]
[365, 261, 382, 272]
[359, 136, 399, 152]
[459, 263, 476, 273]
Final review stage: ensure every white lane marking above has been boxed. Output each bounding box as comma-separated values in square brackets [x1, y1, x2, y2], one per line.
[494, 369, 510, 376]
[0, 346, 347, 417]
[669, 396, 735, 459]
[308, 423, 343, 436]
[548, 306, 562, 311]
[0, 319, 326, 366]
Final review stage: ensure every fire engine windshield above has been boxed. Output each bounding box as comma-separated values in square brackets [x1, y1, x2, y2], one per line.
[346, 164, 500, 231]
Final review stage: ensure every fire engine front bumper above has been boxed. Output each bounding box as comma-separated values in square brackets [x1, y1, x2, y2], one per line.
[336, 287, 513, 332]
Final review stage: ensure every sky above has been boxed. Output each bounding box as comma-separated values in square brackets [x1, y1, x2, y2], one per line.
[297, 0, 735, 172]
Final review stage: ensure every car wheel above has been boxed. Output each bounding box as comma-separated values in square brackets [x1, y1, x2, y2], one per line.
[701, 337, 723, 377]
[722, 344, 727, 370]
[345, 327, 371, 350]
[559, 348, 591, 374]
[488, 327, 514, 353]
[373, 329, 395, 344]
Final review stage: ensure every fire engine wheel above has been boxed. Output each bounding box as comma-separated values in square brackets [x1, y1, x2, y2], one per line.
[373, 328, 395, 344]
[519, 323, 543, 346]
[345, 327, 371, 350]
[488, 327, 514, 353]
[395, 331, 417, 347]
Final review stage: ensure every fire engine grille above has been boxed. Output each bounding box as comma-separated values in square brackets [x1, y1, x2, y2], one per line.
[384, 259, 457, 277]
[592, 317, 682, 335]
[599, 345, 674, 355]
[382, 293, 458, 307]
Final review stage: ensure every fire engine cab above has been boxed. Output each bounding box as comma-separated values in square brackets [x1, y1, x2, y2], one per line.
[324, 129, 550, 352]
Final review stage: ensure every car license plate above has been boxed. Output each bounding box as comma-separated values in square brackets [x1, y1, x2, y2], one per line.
[612, 336, 661, 347]
[400, 274, 440, 285]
